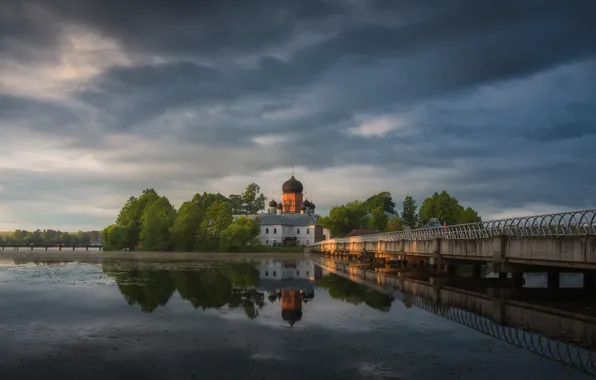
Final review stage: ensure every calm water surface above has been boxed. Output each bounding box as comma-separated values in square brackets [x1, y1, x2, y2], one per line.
[0, 253, 594, 379]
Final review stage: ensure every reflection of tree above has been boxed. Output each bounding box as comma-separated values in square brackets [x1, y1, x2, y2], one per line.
[101, 262, 264, 317]
[316, 274, 393, 312]
[103, 265, 176, 313]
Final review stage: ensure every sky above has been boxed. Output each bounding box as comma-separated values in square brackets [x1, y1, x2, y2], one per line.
[1, 0, 595, 231]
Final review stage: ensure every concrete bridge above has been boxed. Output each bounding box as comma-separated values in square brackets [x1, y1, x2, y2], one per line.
[320, 259, 596, 376]
[310, 209, 596, 287]
[0, 244, 103, 251]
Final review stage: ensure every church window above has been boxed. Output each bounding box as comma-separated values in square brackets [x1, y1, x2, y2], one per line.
[266, 240, 269, 245]
[297, 228, 300, 234]
[274, 228, 277, 234]
[266, 228, 269, 234]
[273, 271, 277, 277]
[306, 228, 310, 235]
[306, 271, 310, 277]
[296, 271, 299, 276]
[265, 271, 268, 276]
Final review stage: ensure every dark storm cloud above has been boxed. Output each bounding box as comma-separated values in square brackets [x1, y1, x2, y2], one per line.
[1, 0, 596, 229]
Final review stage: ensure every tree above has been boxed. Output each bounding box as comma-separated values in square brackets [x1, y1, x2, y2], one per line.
[219, 217, 260, 252]
[364, 191, 396, 214]
[170, 200, 200, 252]
[227, 194, 244, 214]
[367, 206, 389, 231]
[418, 191, 481, 226]
[196, 201, 233, 250]
[401, 195, 419, 228]
[386, 218, 404, 232]
[241, 183, 266, 214]
[102, 224, 134, 251]
[460, 207, 482, 224]
[139, 196, 177, 251]
[320, 201, 368, 237]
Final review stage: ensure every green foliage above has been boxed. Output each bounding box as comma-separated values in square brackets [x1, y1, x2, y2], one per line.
[227, 183, 267, 214]
[139, 196, 177, 251]
[0, 229, 101, 246]
[317, 274, 392, 311]
[401, 195, 419, 228]
[242, 183, 267, 214]
[219, 217, 260, 252]
[102, 262, 263, 317]
[319, 201, 368, 237]
[196, 201, 233, 250]
[386, 218, 404, 232]
[418, 191, 481, 226]
[364, 191, 396, 214]
[367, 206, 389, 231]
[227, 194, 244, 214]
[102, 224, 134, 251]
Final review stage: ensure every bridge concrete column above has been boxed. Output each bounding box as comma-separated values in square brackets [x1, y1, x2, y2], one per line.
[547, 271, 560, 289]
[584, 272, 595, 290]
[472, 265, 482, 279]
[512, 272, 525, 288]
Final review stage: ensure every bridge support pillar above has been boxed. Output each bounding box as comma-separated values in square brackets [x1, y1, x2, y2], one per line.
[584, 272, 595, 290]
[512, 272, 525, 288]
[472, 265, 482, 279]
[547, 271, 560, 289]
[45, 246, 48, 251]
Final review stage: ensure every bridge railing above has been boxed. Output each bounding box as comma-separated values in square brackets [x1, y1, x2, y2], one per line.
[312, 209, 596, 246]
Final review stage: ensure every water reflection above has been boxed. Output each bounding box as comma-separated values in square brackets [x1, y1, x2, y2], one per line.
[102, 261, 265, 318]
[2, 255, 596, 379]
[317, 273, 393, 312]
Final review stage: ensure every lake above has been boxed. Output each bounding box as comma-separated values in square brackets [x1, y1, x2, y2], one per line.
[0, 252, 594, 379]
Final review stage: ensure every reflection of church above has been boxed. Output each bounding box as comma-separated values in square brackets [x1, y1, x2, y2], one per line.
[257, 259, 322, 281]
[281, 290, 303, 327]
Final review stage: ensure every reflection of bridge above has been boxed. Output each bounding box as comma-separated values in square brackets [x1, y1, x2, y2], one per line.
[0, 244, 103, 251]
[320, 259, 596, 376]
[311, 209, 596, 288]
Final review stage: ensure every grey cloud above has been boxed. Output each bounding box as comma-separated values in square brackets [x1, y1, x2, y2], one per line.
[1, 0, 596, 229]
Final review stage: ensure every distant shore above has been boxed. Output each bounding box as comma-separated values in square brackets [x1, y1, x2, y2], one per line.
[0, 250, 311, 263]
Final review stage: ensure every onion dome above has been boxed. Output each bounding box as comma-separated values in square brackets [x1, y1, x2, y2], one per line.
[303, 199, 311, 208]
[269, 199, 278, 207]
[281, 309, 303, 327]
[310, 202, 315, 209]
[277, 202, 283, 209]
[282, 176, 303, 194]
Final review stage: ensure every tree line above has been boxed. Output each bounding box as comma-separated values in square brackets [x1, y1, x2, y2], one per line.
[0, 229, 101, 246]
[319, 190, 481, 238]
[102, 183, 267, 252]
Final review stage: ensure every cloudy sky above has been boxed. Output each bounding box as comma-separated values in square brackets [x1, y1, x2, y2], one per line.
[1, 0, 595, 231]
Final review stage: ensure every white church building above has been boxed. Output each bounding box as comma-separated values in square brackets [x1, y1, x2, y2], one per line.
[237, 174, 325, 246]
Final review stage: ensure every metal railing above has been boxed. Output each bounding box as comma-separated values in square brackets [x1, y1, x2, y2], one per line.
[312, 209, 596, 246]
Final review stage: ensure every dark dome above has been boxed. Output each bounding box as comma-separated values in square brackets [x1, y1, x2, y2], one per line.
[269, 199, 278, 207]
[282, 176, 303, 194]
[276, 202, 283, 209]
[303, 199, 311, 207]
[281, 309, 302, 326]
[310, 202, 315, 209]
